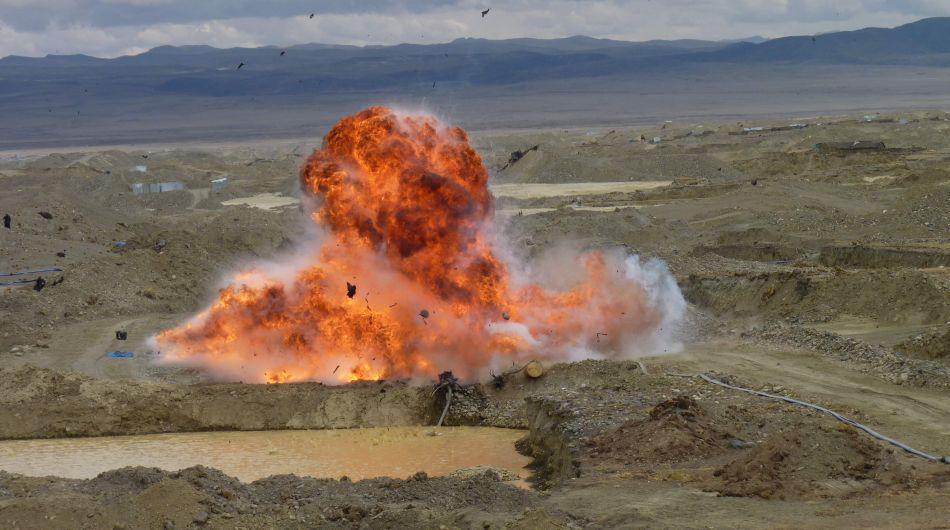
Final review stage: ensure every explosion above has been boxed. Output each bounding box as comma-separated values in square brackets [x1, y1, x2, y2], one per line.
[156, 106, 685, 383]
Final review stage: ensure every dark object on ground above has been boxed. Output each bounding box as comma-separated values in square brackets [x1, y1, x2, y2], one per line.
[346, 282, 357, 298]
[153, 239, 167, 253]
[107, 351, 134, 358]
[2, 214, 9, 229]
[501, 145, 539, 170]
[491, 374, 506, 388]
[34, 277, 46, 292]
[142, 154, 148, 159]
[56, 251, 66, 258]
[309, 13, 314, 18]
[237, 62, 245, 70]
[437, 371, 459, 388]
[751, 179, 758, 186]
[116, 331, 128, 341]
[482, 8, 490, 17]
[38, 211, 53, 220]
[280, 51, 286, 56]
[502, 311, 510, 320]
[419, 309, 430, 319]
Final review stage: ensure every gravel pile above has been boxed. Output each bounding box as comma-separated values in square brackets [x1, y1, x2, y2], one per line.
[745, 322, 950, 389]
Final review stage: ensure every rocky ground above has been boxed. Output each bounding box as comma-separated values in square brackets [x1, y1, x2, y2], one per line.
[0, 110, 948, 528]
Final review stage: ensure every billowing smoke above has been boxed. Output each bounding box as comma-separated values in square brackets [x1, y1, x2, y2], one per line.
[155, 106, 685, 384]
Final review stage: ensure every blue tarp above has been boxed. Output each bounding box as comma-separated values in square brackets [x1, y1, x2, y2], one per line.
[107, 351, 134, 358]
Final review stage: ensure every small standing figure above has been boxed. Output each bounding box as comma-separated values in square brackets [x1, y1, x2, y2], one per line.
[2, 213, 10, 229]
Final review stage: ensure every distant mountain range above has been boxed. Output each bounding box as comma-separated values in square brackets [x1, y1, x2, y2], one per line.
[1, 18, 948, 98]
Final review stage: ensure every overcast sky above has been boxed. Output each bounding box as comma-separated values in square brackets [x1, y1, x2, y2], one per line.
[1, 0, 947, 58]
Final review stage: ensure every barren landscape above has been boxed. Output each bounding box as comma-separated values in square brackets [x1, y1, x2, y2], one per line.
[0, 107, 948, 528]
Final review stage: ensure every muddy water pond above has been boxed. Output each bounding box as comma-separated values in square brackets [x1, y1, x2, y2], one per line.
[0, 427, 531, 483]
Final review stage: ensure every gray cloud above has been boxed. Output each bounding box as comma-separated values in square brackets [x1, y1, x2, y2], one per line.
[0, 0, 947, 58]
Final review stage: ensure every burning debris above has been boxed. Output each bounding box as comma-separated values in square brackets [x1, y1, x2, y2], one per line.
[155, 106, 685, 384]
[500, 144, 539, 170]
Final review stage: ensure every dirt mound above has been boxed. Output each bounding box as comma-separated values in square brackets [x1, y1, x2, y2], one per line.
[746, 322, 950, 388]
[897, 327, 950, 360]
[586, 396, 732, 466]
[0, 465, 535, 529]
[711, 424, 915, 500]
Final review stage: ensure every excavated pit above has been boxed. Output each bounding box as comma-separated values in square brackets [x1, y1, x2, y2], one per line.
[0, 427, 532, 484]
[0, 366, 573, 491]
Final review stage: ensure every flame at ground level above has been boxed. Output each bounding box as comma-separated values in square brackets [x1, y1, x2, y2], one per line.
[155, 106, 685, 384]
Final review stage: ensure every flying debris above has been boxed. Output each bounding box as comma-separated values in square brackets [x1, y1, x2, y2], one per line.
[481, 8, 490, 17]
[237, 62, 245, 70]
[309, 13, 314, 19]
[346, 282, 357, 299]
[280, 50, 286, 56]
[155, 106, 684, 384]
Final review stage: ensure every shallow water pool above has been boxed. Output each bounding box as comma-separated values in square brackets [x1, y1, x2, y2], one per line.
[0, 427, 530, 483]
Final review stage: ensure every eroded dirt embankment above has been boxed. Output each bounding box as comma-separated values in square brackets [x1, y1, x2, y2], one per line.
[515, 397, 580, 488]
[682, 269, 950, 325]
[819, 245, 950, 269]
[0, 367, 428, 440]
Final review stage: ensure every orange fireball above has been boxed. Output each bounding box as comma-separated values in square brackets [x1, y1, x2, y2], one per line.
[156, 106, 683, 384]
